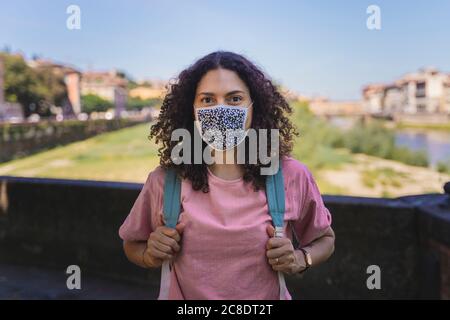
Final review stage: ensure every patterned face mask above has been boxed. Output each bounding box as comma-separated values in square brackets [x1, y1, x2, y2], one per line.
[194, 103, 252, 151]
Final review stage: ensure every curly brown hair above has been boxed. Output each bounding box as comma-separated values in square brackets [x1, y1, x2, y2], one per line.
[149, 51, 298, 192]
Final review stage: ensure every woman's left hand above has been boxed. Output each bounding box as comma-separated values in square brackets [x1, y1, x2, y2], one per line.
[266, 225, 306, 275]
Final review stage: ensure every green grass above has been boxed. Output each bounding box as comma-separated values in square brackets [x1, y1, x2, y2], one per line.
[0, 123, 160, 183]
[436, 160, 450, 174]
[289, 102, 354, 194]
[290, 102, 354, 173]
[0, 106, 351, 193]
[361, 167, 408, 189]
[0, 102, 398, 194]
[314, 175, 346, 195]
[396, 122, 450, 132]
[0, 103, 442, 197]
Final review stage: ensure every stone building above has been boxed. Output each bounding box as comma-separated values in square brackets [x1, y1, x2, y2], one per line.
[81, 70, 128, 117]
[28, 59, 82, 118]
[363, 68, 450, 116]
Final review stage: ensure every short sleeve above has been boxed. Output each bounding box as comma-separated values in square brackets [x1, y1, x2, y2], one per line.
[118, 167, 165, 241]
[291, 165, 332, 247]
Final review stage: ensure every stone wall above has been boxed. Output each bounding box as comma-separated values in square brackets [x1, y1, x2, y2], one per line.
[0, 176, 448, 299]
[0, 118, 147, 163]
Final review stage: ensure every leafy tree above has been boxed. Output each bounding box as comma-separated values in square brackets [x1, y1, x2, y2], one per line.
[126, 97, 162, 111]
[1, 52, 43, 117]
[36, 65, 68, 108]
[1, 52, 69, 117]
[81, 94, 113, 114]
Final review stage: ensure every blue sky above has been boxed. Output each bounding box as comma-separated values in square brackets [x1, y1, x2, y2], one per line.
[1, 0, 450, 100]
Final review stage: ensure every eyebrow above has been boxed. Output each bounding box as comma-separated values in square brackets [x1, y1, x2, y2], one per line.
[197, 90, 246, 96]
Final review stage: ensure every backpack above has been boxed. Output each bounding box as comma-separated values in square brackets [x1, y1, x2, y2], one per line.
[158, 166, 288, 300]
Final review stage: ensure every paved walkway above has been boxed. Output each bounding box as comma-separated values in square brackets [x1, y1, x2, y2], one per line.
[0, 264, 154, 300]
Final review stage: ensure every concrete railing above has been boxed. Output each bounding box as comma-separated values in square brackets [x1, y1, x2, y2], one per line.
[0, 175, 448, 299]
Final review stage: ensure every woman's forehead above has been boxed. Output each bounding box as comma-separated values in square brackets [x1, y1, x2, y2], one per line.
[196, 68, 249, 95]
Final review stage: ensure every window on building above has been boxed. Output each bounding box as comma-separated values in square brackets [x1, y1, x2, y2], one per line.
[417, 104, 427, 112]
[416, 82, 426, 97]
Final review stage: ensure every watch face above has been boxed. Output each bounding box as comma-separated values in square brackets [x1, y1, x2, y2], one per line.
[302, 249, 312, 266]
[302, 249, 312, 267]
[306, 253, 312, 266]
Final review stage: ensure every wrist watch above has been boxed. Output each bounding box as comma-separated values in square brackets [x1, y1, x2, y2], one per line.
[299, 247, 312, 273]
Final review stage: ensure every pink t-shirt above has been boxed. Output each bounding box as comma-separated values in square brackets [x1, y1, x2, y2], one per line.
[118, 156, 332, 300]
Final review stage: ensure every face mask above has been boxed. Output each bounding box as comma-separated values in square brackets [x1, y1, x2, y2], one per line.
[194, 103, 252, 151]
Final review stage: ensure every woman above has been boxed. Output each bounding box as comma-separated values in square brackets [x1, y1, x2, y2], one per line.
[119, 51, 335, 300]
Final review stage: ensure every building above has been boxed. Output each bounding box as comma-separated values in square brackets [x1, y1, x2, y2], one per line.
[383, 84, 405, 114]
[362, 84, 385, 114]
[28, 59, 82, 117]
[363, 68, 450, 116]
[129, 86, 164, 100]
[445, 75, 450, 112]
[81, 70, 128, 117]
[129, 80, 166, 100]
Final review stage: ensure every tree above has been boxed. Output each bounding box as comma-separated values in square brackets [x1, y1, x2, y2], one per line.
[126, 97, 162, 111]
[36, 65, 68, 108]
[1, 52, 69, 117]
[81, 94, 113, 114]
[1, 52, 43, 117]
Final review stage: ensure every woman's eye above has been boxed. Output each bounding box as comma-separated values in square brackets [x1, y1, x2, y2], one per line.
[201, 97, 213, 104]
[230, 96, 242, 103]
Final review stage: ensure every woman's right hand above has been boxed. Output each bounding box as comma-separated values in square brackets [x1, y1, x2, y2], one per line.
[143, 223, 185, 268]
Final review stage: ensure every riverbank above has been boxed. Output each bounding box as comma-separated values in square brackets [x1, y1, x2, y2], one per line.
[0, 122, 448, 198]
[320, 153, 450, 197]
[323, 113, 450, 170]
[0, 123, 160, 182]
[396, 122, 450, 131]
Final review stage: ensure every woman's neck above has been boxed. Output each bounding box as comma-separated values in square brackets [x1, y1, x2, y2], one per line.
[208, 148, 244, 180]
[208, 163, 244, 181]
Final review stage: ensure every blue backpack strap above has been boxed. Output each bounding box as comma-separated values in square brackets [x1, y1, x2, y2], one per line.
[265, 165, 285, 229]
[159, 168, 182, 300]
[265, 165, 289, 300]
[163, 168, 181, 229]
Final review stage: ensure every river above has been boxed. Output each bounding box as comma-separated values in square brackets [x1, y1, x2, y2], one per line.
[328, 116, 450, 168]
[395, 129, 450, 167]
